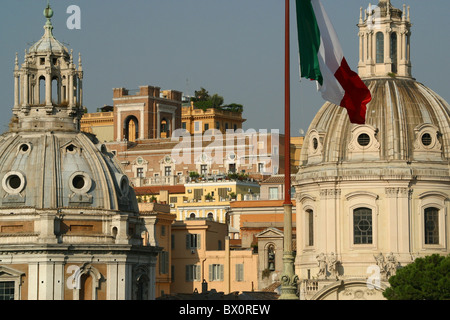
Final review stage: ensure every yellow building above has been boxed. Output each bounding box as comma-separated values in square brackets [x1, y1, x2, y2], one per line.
[80, 106, 114, 142]
[181, 102, 246, 134]
[138, 202, 176, 298]
[170, 219, 258, 295]
[174, 177, 260, 223]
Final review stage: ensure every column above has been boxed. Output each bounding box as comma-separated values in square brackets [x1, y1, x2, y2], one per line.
[23, 74, 29, 106]
[45, 74, 52, 106]
[14, 74, 20, 108]
[69, 74, 74, 107]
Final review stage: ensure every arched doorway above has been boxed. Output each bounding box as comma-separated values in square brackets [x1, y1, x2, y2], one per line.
[124, 116, 139, 142]
[160, 118, 170, 138]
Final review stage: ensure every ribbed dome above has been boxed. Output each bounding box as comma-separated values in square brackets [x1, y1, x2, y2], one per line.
[0, 130, 138, 213]
[299, 78, 450, 168]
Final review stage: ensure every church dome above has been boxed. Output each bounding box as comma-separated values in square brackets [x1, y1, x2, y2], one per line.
[28, 4, 68, 54]
[0, 131, 138, 213]
[1, 4, 138, 214]
[299, 77, 450, 168]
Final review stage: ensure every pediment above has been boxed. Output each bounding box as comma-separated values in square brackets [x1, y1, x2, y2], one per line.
[0, 266, 25, 278]
[255, 227, 284, 239]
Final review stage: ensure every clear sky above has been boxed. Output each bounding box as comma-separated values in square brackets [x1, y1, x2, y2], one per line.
[0, 0, 448, 136]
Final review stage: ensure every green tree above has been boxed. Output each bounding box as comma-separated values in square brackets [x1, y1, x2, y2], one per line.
[210, 93, 224, 108]
[194, 87, 210, 101]
[383, 254, 450, 300]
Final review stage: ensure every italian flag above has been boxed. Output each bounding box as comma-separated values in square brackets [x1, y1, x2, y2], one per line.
[296, 0, 371, 124]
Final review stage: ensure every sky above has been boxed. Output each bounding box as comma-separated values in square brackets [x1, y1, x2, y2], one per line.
[0, 0, 449, 136]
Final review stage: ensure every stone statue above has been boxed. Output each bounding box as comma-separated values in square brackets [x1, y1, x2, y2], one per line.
[386, 252, 398, 277]
[327, 252, 340, 280]
[316, 253, 327, 279]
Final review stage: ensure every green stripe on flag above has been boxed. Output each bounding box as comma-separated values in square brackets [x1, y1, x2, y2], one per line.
[296, 0, 323, 86]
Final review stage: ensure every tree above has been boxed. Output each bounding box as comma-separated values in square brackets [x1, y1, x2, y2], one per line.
[383, 254, 450, 300]
[194, 87, 210, 101]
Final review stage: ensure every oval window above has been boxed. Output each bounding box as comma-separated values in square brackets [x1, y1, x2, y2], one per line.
[357, 133, 371, 147]
[421, 133, 432, 146]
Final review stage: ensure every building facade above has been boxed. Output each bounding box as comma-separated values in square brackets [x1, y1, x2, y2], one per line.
[0, 5, 160, 301]
[294, 0, 450, 300]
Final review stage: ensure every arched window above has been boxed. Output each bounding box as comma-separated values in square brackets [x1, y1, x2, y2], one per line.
[390, 33, 398, 73]
[424, 207, 439, 245]
[307, 209, 314, 246]
[353, 207, 373, 244]
[52, 77, 59, 104]
[376, 32, 384, 63]
[39, 76, 46, 105]
[267, 244, 275, 271]
[124, 116, 139, 142]
[189, 213, 196, 220]
[79, 273, 93, 301]
[207, 212, 214, 221]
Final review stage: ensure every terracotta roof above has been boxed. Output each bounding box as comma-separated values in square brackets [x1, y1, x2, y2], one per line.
[134, 185, 185, 195]
[230, 199, 296, 208]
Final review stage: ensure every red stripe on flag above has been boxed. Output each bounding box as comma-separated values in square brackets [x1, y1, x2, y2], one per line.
[334, 58, 372, 124]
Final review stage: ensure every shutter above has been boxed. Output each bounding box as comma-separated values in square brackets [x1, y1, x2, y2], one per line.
[165, 252, 169, 274]
[185, 265, 190, 281]
[186, 234, 190, 249]
[219, 265, 224, 281]
[196, 265, 201, 281]
[209, 265, 212, 282]
[197, 234, 201, 249]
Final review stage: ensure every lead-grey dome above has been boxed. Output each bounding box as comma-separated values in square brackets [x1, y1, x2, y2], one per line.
[299, 78, 450, 168]
[0, 131, 138, 213]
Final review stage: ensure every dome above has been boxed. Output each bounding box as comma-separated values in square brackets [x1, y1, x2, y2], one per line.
[28, 5, 68, 54]
[0, 131, 138, 213]
[299, 78, 450, 169]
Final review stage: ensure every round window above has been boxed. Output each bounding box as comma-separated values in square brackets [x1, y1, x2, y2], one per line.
[72, 175, 86, 190]
[421, 133, 433, 146]
[357, 133, 371, 147]
[7, 175, 22, 190]
[69, 172, 92, 194]
[2, 171, 26, 195]
[19, 144, 31, 153]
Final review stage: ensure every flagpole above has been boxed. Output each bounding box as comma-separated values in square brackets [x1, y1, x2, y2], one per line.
[280, 0, 298, 300]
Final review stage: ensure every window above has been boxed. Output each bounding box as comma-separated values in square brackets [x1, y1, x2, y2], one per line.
[353, 208, 373, 244]
[228, 163, 236, 173]
[204, 123, 209, 131]
[390, 32, 398, 73]
[194, 121, 200, 132]
[209, 264, 224, 281]
[137, 167, 144, 178]
[186, 265, 201, 282]
[258, 163, 264, 173]
[216, 122, 220, 130]
[200, 164, 208, 175]
[186, 234, 201, 249]
[207, 212, 214, 221]
[357, 133, 371, 147]
[376, 32, 384, 63]
[165, 166, 172, 177]
[194, 189, 203, 201]
[159, 251, 169, 274]
[269, 187, 279, 200]
[171, 234, 175, 250]
[225, 123, 229, 130]
[182, 122, 186, 130]
[424, 207, 439, 245]
[0, 282, 14, 300]
[307, 209, 314, 246]
[236, 264, 244, 282]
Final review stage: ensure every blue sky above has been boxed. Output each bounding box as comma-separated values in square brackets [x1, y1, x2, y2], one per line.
[0, 0, 448, 136]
